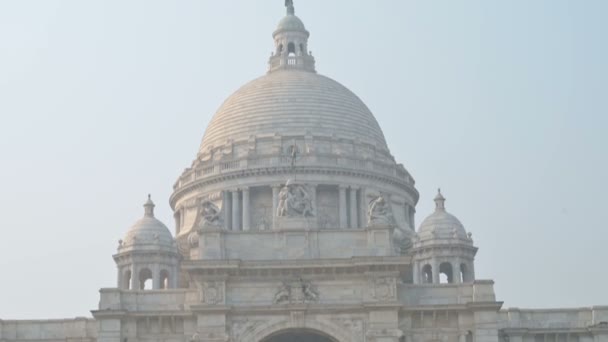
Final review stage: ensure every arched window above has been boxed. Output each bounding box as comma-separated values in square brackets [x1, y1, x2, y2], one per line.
[123, 270, 132, 290]
[159, 270, 170, 290]
[139, 268, 153, 290]
[288, 42, 296, 56]
[278, 44, 284, 54]
[439, 262, 453, 284]
[422, 264, 433, 284]
[460, 263, 468, 283]
[299, 43, 305, 55]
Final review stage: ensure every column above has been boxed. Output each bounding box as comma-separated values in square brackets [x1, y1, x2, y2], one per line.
[413, 263, 420, 284]
[130, 264, 138, 290]
[349, 187, 359, 229]
[272, 184, 281, 229]
[152, 264, 161, 290]
[310, 184, 317, 216]
[432, 258, 440, 284]
[242, 187, 250, 231]
[339, 185, 348, 229]
[453, 260, 462, 284]
[231, 189, 240, 231]
[223, 190, 232, 230]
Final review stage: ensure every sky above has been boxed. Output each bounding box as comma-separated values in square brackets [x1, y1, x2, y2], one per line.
[0, 0, 606, 319]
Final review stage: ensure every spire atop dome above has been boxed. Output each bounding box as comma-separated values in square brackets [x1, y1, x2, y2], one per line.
[144, 194, 155, 217]
[285, 0, 295, 15]
[434, 188, 446, 211]
[269, 0, 316, 73]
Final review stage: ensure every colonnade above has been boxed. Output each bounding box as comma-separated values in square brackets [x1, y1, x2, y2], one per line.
[222, 185, 362, 230]
[413, 257, 475, 284]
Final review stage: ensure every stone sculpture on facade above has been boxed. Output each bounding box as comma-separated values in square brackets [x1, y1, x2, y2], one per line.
[367, 195, 393, 226]
[198, 200, 222, 229]
[274, 278, 319, 304]
[276, 181, 314, 217]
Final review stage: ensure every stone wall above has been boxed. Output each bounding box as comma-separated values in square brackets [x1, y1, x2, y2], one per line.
[0, 318, 96, 342]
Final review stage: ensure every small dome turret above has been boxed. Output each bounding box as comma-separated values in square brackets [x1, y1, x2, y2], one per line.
[269, 0, 315, 73]
[417, 189, 469, 243]
[120, 195, 175, 252]
[412, 190, 477, 285]
[114, 195, 180, 291]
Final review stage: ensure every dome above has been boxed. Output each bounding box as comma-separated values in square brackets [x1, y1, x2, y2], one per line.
[275, 14, 307, 33]
[120, 196, 175, 251]
[417, 190, 468, 242]
[199, 70, 388, 154]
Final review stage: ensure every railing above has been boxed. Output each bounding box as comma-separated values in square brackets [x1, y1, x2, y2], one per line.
[176, 154, 414, 189]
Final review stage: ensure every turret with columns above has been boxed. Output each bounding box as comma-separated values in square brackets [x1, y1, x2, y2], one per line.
[412, 190, 478, 284]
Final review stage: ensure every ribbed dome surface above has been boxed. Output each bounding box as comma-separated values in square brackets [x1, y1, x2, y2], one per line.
[199, 70, 388, 154]
[417, 210, 467, 242]
[275, 14, 306, 33]
[417, 191, 469, 242]
[123, 217, 174, 248]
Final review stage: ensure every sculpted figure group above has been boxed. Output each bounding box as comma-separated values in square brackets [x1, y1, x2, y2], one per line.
[276, 181, 314, 218]
[367, 195, 393, 225]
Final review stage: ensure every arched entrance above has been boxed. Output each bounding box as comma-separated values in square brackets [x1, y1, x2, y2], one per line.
[262, 329, 337, 342]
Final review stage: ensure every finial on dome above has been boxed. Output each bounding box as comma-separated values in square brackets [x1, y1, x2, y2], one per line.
[285, 0, 295, 15]
[434, 188, 446, 211]
[144, 194, 155, 217]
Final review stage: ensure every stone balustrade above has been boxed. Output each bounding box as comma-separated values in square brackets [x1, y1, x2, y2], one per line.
[175, 154, 413, 190]
[498, 307, 608, 330]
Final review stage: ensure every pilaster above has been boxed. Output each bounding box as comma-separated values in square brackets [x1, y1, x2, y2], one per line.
[349, 186, 359, 228]
[231, 189, 240, 231]
[339, 185, 348, 229]
[242, 187, 251, 231]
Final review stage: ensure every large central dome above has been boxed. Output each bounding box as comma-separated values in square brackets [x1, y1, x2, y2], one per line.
[170, 1, 418, 262]
[199, 70, 388, 154]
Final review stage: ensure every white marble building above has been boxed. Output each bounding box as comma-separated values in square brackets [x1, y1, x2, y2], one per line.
[1, 2, 606, 342]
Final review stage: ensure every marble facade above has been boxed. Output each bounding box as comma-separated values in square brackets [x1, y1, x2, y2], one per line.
[2, 2, 606, 342]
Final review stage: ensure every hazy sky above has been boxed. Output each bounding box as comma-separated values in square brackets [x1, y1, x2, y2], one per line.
[0, 1, 606, 319]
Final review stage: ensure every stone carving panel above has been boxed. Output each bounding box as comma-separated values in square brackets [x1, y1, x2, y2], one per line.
[330, 318, 364, 342]
[199, 281, 225, 305]
[277, 181, 314, 218]
[370, 277, 397, 302]
[274, 279, 319, 304]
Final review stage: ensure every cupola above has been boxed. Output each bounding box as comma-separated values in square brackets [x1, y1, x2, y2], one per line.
[412, 190, 478, 285]
[268, 0, 316, 73]
[113, 195, 181, 290]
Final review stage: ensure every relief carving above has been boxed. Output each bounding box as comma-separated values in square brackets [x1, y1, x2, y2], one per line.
[371, 277, 397, 302]
[277, 181, 314, 218]
[200, 281, 225, 305]
[274, 278, 319, 304]
[330, 318, 364, 342]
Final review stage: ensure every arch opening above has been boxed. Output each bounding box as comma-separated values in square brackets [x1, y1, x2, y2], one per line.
[288, 42, 296, 56]
[262, 329, 337, 342]
[439, 262, 453, 284]
[139, 268, 153, 290]
[422, 264, 433, 284]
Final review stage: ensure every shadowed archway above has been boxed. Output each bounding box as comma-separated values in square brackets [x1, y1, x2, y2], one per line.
[262, 329, 337, 342]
